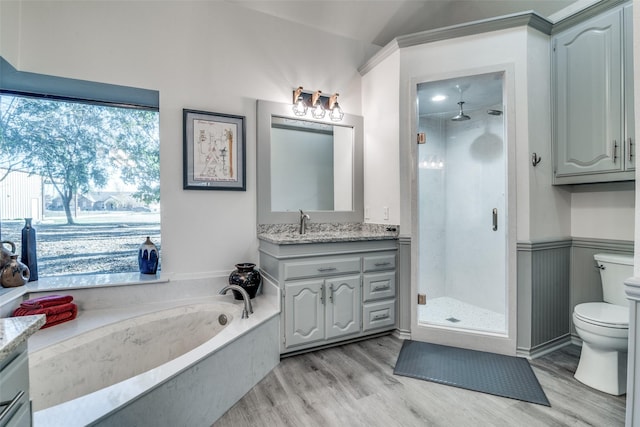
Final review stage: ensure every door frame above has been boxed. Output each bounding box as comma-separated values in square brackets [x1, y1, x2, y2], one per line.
[409, 63, 518, 356]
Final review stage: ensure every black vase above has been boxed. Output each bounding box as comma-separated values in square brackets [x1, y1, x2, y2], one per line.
[228, 263, 261, 300]
[21, 218, 38, 282]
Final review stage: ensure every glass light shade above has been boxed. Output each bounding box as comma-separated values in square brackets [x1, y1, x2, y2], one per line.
[329, 102, 344, 121]
[311, 102, 326, 119]
[292, 96, 308, 116]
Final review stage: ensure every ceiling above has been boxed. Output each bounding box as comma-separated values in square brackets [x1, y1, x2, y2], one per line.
[229, 0, 579, 47]
[229, 0, 583, 115]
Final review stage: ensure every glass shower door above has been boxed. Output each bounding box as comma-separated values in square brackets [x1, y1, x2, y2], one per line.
[415, 72, 509, 346]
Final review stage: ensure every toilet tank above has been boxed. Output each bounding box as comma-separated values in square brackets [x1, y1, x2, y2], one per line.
[594, 253, 634, 306]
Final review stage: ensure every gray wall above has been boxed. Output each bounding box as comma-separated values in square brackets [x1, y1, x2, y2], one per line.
[517, 237, 634, 357]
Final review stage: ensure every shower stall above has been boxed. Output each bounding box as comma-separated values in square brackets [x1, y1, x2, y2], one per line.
[413, 70, 514, 353]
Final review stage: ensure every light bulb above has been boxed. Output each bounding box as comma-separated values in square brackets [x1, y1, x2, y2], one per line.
[292, 96, 308, 116]
[329, 102, 344, 121]
[311, 102, 325, 119]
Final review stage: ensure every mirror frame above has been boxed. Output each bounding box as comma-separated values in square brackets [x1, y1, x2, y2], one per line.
[257, 99, 364, 225]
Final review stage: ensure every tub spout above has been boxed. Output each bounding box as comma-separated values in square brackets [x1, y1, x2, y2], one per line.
[218, 285, 253, 319]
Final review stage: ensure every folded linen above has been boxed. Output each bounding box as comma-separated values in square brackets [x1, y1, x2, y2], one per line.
[13, 302, 78, 329]
[20, 294, 74, 309]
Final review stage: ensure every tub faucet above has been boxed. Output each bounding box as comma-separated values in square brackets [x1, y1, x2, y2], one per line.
[299, 209, 310, 234]
[218, 285, 253, 319]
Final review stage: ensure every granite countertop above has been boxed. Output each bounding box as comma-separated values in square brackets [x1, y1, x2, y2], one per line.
[257, 223, 399, 245]
[0, 315, 46, 361]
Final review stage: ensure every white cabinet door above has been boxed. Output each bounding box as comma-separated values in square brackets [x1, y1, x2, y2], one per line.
[554, 7, 624, 177]
[284, 280, 325, 347]
[325, 275, 361, 340]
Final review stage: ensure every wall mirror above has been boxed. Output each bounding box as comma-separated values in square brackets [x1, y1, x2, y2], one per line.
[257, 99, 363, 225]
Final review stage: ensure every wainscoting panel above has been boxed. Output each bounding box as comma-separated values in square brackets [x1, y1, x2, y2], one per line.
[517, 239, 571, 357]
[395, 236, 411, 339]
[517, 237, 634, 357]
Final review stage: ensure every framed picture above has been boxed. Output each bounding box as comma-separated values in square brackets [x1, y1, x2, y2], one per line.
[183, 109, 246, 191]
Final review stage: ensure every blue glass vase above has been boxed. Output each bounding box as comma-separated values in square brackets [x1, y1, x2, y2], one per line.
[138, 237, 159, 275]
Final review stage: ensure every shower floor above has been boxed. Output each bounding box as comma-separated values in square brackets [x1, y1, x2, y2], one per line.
[418, 296, 506, 334]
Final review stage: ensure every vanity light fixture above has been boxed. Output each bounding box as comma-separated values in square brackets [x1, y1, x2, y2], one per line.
[291, 87, 344, 121]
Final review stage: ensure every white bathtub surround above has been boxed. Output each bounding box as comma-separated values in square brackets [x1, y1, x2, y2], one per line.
[29, 294, 279, 426]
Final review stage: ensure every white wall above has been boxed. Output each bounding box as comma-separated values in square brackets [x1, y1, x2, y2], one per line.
[1, 1, 378, 279]
[572, 190, 635, 240]
[361, 49, 401, 225]
[526, 29, 572, 240]
[399, 28, 530, 239]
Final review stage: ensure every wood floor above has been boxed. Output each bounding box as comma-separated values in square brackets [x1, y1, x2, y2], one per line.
[214, 335, 626, 426]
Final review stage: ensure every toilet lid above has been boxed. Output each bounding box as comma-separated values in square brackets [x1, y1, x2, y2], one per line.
[574, 302, 629, 328]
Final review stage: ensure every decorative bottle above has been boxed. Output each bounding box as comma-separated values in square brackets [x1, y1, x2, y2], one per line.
[1, 241, 30, 287]
[228, 263, 262, 299]
[21, 218, 38, 281]
[138, 236, 159, 275]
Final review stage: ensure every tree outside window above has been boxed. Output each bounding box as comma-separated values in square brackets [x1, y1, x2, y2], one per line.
[0, 94, 160, 277]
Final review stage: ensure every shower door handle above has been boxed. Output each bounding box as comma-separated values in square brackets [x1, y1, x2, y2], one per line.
[492, 208, 498, 231]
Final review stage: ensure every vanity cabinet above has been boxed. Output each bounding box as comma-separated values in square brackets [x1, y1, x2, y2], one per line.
[552, 3, 635, 184]
[0, 343, 31, 427]
[259, 239, 397, 355]
[284, 275, 361, 347]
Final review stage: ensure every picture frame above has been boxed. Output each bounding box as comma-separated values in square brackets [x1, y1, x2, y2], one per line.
[183, 109, 246, 191]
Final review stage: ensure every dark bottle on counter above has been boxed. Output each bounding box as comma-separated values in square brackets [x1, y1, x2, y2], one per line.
[21, 218, 38, 281]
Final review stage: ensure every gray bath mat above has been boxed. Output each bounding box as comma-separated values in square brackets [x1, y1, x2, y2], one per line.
[394, 340, 550, 406]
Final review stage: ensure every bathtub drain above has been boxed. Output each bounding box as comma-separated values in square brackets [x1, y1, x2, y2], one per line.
[218, 314, 228, 325]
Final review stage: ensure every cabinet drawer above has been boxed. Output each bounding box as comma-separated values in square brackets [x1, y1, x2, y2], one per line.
[362, 254, 396, 272]
[3, 400, 30, 427]
[363, 300, 395, 331]
[0, 351, 29, 427]
[363, 271, 396, 302]
[283, 257, 360, 280]
[0, 352, 28, 402]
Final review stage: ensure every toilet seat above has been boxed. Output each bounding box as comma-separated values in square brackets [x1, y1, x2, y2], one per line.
[574, 302, 628, 329]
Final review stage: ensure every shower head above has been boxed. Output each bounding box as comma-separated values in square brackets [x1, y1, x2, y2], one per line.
[451, 101, 471, 121]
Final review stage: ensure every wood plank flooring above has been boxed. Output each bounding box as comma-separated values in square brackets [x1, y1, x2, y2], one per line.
[214, 335, 626, 426]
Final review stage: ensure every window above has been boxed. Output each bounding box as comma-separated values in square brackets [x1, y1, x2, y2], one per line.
[0, 74, 160, 278]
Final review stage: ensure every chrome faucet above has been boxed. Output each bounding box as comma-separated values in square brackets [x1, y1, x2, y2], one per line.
[299, 209, 310, 234]
[218, 285, 253, 319]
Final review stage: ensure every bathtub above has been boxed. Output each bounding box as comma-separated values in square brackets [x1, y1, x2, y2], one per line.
[28, 296, 279, 427]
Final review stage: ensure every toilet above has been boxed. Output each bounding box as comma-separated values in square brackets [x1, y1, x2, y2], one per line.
[573, 253, 633, 395]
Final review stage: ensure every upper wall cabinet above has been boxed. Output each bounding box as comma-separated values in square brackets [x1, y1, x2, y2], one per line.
[553, 3, 635, 185]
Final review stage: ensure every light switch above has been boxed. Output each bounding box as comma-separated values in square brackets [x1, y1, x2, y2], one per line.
[383, 206, 389, 220]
